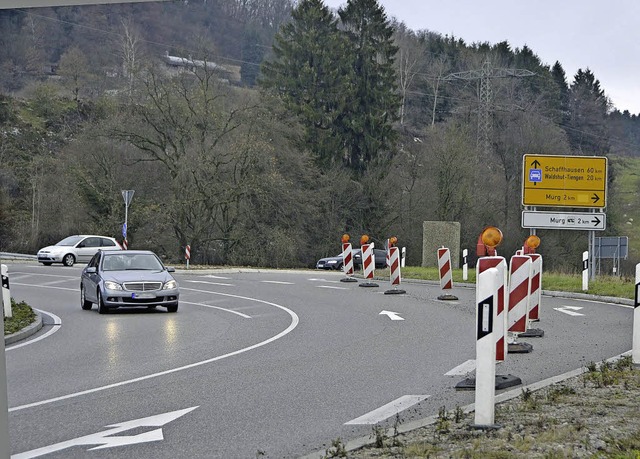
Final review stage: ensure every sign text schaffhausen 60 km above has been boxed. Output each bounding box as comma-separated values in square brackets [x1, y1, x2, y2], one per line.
[522, 154, 607, 208]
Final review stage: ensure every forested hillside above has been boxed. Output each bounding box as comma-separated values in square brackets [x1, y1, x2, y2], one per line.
[0, 0, 639, 272]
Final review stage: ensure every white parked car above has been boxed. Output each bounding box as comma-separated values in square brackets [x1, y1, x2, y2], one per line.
[37, 235, 121, 267]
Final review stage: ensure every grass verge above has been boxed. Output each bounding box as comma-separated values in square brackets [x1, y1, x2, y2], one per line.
[3, 299, 37, 335]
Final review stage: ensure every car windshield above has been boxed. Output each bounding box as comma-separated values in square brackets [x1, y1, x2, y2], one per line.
[102, 253, 164, 271]
[56, 236, 84, 246]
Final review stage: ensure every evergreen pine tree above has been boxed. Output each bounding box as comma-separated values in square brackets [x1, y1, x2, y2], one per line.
[338, 0, 400, 174]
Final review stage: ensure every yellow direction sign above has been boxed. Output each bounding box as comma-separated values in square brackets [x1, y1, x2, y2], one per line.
[522, 154, 607, 208]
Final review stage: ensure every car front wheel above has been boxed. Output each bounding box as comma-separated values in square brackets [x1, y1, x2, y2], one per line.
[62, 254, 75, 267]
[97, 290, 108, 314]
[166, 304, 178, 313]
[80, 285, 92, 310]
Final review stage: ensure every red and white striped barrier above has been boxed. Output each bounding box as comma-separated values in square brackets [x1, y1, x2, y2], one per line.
[362, 243, 375, 280]
[506, 255, 534, 352]
[342, 242, 355, 276]
[438, 247, 453, 290]
[477, 256, 508, 362]
[528, 254, 543, 322]
[122, 239, 128, 250]
[388, 246, 401, 286]
[185, 244, 191, 269]
[508, 255, 531, 334]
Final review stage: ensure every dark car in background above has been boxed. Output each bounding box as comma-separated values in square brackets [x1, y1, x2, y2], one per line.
[316, 248, 388, 270]
[80, 250, 179, 314]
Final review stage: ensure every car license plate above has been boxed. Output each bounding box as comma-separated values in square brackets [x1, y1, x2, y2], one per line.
[132, 292, 155, 299]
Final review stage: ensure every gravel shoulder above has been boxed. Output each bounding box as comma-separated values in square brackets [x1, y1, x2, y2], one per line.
[330, 355, 640, 459]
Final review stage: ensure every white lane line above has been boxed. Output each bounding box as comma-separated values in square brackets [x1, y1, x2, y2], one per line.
[345, 395, 431, 425]
[5, 310, 62, 351]
[308, 278, 341, 283]
[184, 280, 234, 287]
[11, 283, 76, 292]
[261, 281, 294, 285]
[316, 285, 348, 290]
[554, 306, 585, 316]
[40, 279, 75, 286]
[202, 274, 231, 280]
[180, 300, 251, 318]
[10, 272, 77, 279]
[9, 291, 299, 413]
[445, 359, 476, 376]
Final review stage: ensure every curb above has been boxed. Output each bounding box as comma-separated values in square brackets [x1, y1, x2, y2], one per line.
[4, 309, 43, 345]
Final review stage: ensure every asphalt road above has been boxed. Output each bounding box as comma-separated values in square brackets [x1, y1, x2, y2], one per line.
[3, 263, 633, 458]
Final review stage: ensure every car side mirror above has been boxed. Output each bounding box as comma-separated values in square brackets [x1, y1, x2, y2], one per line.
[85, 267, 97, 274]
[166, 267, 175, 272]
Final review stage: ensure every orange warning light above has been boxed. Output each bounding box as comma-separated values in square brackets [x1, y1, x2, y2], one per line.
[360, 234, 369, 245]
[525, 235, 540, 249]
[481, 226, 503, 248]
[342, 234, 350, 244]
[389, 236, 398, 247]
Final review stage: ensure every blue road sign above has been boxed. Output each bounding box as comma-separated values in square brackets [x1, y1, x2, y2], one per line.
[529, 169, 542, 182]
[122, 223, 127, 239]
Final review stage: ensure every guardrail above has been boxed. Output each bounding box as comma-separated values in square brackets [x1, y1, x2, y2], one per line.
[0, 252, 37, 261]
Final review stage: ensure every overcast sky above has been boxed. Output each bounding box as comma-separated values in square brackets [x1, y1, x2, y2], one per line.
[324, 0, 640, 115]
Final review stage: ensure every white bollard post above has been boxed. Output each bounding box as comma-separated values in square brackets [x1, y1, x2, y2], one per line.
[1, 264, 10, 318]
[401, 247, 406, 268]
[474, 266, 499, 427]
[582, 251, 589, 291]
[477, 257, 508, 362]
[633, 264, 640, 367]
[0, 289, 10, 458]
[462, 249, 468, 281]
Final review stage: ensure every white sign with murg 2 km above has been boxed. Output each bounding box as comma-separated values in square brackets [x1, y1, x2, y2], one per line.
[522, 211, 606, 231]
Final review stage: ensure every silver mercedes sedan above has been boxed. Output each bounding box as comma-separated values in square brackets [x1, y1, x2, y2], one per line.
[80, 250, 179, 314]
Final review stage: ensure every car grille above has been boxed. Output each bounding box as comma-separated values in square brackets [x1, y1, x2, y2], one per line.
[123, 282, 162, 291]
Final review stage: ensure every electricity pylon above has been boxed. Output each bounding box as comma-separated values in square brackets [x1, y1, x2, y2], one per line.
[444, 59, 535, 155]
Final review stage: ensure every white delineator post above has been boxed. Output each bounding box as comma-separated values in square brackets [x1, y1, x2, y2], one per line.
[633, 264, 640, 367]
[582, 251, 589, 291]
[474, 266, 499, 427]
[462, 249, 468, 281]
[401, 247, 406, 268]
[1, 264, 10, 318]
[528, 254, 543, 323]
[477, 257, 508, 362]
[438, 247, 453, 290]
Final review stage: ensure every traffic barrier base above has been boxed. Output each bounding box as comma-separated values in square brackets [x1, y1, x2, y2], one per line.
[455, 374, 522, 391]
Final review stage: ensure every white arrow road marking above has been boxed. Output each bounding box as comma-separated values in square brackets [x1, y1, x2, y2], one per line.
[345, 395, 430, 425]
[185, 280, 234, 287]
[554, 306, 585, 316]
[260, 280, 294, 285]
[445, 359, 476, 376]
[12, 406, 198, 458]
[379, 310, 404, 321]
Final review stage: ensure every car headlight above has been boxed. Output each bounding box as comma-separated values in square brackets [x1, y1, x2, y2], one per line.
[327, 260, 337, 264]
[104, 281, 123, 290]
[163, 280, 178, 290]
